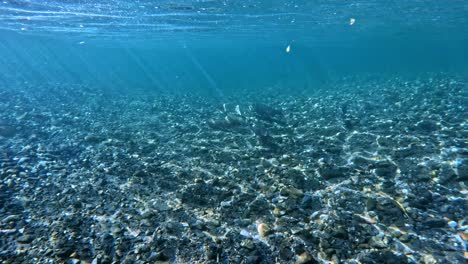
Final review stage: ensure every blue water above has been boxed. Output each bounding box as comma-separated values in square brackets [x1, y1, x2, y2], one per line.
[0, 0, 467, 95]
[1, 1, 468, 263]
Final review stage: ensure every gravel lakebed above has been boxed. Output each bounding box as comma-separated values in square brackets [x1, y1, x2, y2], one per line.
[1, 76, 467, 263]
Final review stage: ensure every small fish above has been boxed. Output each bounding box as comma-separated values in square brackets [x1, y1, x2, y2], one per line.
[349, 18, 356, 26]
[286, 44, 291, 53]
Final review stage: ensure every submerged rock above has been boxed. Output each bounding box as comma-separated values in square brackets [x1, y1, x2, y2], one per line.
[253, 103, 286, 125]
[358, 250, 408, 264]
[318, 165, 348, 180]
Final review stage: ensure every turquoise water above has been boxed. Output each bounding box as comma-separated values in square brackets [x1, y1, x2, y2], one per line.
[1, 1, 467, 94]
[1, 1, 468, 263]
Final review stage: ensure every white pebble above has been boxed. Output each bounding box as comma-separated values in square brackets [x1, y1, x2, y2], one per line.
[447, 221, 457, 228]
[240, 229, 251, 238]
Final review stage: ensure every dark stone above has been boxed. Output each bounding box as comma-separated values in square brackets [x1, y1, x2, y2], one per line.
[415, 120, 438, 132]
[245, 196, 271, 217]
[253, 103, 285, 124]
[331, 226, 348, 239]
[423, 218, 446, 228]
[16, 234, 34, 244]
[437, 164, 457, 184]
[133, 170, 147, 177]
[375, 198, 406, 227]
[359, 250, 408, 264]
[206, 244, 220, 260]
[318, 166, 348, 180]
[78, 245, 93, 261]
[55, 247, 74, 258]
[279, 245, 294, 260]
[181, 181, 217, 207]
[366, 198, 377, 211]
[52, 238, 76, 258]
[257, 134, 279, 151]
[457, 163, 468, 181]
[101, 234, 115, 256]
[155, 250, 171, 261]
[411, 190, 433, 210]
[372, 161, 397, 177]
[393, 146, 419, 159]
[73, 201, 82, 209]
[301, 195, 322, 211]
[351, 156, 375, 169]
[344, 118, 359, 130]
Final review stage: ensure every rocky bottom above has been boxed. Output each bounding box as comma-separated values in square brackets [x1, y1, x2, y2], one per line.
[0, 75, 467, 264]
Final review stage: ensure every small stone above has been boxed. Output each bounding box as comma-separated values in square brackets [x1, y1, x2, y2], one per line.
[206, 245, 219, 260]
[84, 135, 103, 144]
[372, 160, 398, 177]
[123, 254, 136, 264]
[415, 120, 438, 132]
[17, 235, 34, 244]
[295, 251, 315, 264]
[273, 206, 286, 216]
[240, 230, 251, 238]
[133, 170, 146, 177]
[280, 186, 303, 199]
[2, 215, 21, 223]
[424, 218, 446, 228]
[257, 222, 272, 238]
[399, 233, 412, 242]
[456, 163, 468, 180]
[220, 200, 232, 207]
[423, 254, 437, 264]
[447, 221, 458, 228]
[369, 236, 387, 248]
[241, 239, 254, 249]
[388, 227, 402, 238]
[366, 198, 377, 210]
[155, 248, 174, 261]
[353, 155, 374, 168]
[331, 226, 348, 239]
[360, 250, 408, 264]
[318, 166, 347, 180]
[279, 245, 294, 260]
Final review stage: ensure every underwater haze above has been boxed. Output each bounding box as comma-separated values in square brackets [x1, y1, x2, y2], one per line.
[0, 1, 467, 263]
[0, 0, 467, 94]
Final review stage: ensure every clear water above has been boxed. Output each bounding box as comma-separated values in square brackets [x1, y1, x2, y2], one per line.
[1, 1, 468, 263]
[1, 0, 467, 94]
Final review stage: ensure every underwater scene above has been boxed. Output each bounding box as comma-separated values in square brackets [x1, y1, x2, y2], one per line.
[0, 0, 467, 263]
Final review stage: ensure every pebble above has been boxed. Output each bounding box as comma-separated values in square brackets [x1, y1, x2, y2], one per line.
[16, 235, 34, 244]
[448, 221, 458, 229]
[0, 76, 465, 263]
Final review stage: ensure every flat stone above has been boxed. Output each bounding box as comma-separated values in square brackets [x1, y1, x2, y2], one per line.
[17, 235, 34, 244]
